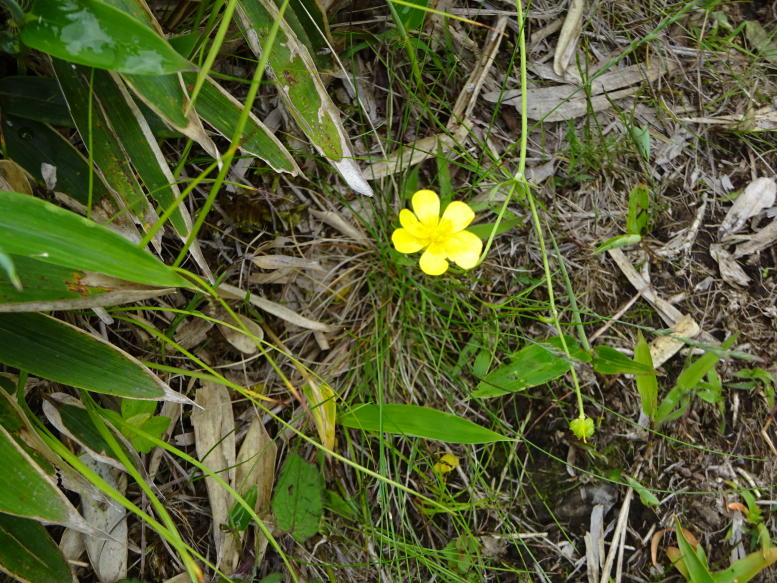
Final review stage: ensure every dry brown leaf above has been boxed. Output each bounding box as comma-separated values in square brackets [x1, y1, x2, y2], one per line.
[366, 123, 470, 179]
[710, 243, 751, 287]
[649, 315, 701, 368]
[218, 282, 333, 332]
[553, 0, 584, 76]
[191, 382, 236, 564]
[719, 177, 776, 237]
[309, 209, 367, 243]
[221, 416, 277, 574]
[79, 455, 128, 583]
[0, 159, 32, 194]
[734, 218, 777, 257]
[217, 312, 265, 355]
[174, 316, 215, 350]
[681, 107, 777, 131]
[485, 61, 669, 122]
[252, 254, 326, 272]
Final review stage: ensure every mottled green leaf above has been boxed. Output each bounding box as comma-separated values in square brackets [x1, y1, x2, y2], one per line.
[21, 0, 194, 75]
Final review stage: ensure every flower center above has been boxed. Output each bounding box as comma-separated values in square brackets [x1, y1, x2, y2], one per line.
[420, 218, 455, 247]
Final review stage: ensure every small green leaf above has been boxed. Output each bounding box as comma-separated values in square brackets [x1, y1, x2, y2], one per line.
[633, 333, 658, 420]
[473, 336, 588, 398]
[625, 475, 659, 506]
[21, 0, 194, 75]
[593, 233, 641, 254]
[0, 513, 72, 583]
[227, 485, 258, 532]
[271, 453, 322, 542]
[0, 76, 71, 126]
[466, 214, 521, 239]
[627, 184, 651, 235]
[393, 0, 428, 30]
[674, 521, 714, 583]
[339, 404, 509, 444]
[0, 190, 189, 288]
[629, 126, 650, 162]
[592, 345, 655, 375]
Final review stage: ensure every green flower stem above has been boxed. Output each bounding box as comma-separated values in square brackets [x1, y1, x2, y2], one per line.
[512, 0, 585, 420]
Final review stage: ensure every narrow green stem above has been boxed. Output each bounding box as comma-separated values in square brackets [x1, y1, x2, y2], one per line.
[513, 0, 585, 419]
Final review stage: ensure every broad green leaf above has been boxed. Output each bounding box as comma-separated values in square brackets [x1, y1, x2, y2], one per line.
[0, 513, 71, 583]
[473, 336, 589, 398]
[339, 404, 509, 444]
[0, 255, 174, 312]
[180, 73, 299, 175]
[100, 0, 216, 153]
[633, 333, 658, 420]
[0, 190, 189, 288]
[52, 59, 149, 216]
[627, 183, 650, 235]
[237, 0, 374, 196]
[122, 73, 217, 155]
[592, 345, 654, 375]
[0, 76, 71, 126]
[593, 233, 641, 254]
[2, 115, 112, 205]
[715, 547, 777, 583]
[41, 396, 124, 469]
[91, 70, 190, 236]
[0, 312, 188, 402]
[271, 453, 322, 542]
[0, 424, 82, 525]
[21, 0, 194, 75]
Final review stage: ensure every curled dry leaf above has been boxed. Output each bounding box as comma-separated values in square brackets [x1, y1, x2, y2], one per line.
[191, 382, 236, 562]
[734, 218, 777, 257]
[553, 0, 585, 76]
[221, 416, 277, 575]
[649, 314, 700, 368]
[719, 177, 776, 237]
[218, 283, 333, 332]
[217, 312, 264, 355]
[252, 254, 326, 272]
[79, 456, 128, 583]
[710, 243, 751, 287]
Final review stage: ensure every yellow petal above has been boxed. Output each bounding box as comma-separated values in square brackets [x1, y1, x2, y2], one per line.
[392, 228, 424, 253]
[398, 208, 427, 239]
[419, 250, 449, 275]
[441, 201, 475, 232]
[445, 230, 482, 269]
[411, 190, 440, 225]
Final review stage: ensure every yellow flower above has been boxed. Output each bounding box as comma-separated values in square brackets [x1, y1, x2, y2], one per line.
[433, 453, 460, 476]
[391, 190, 483, 276]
